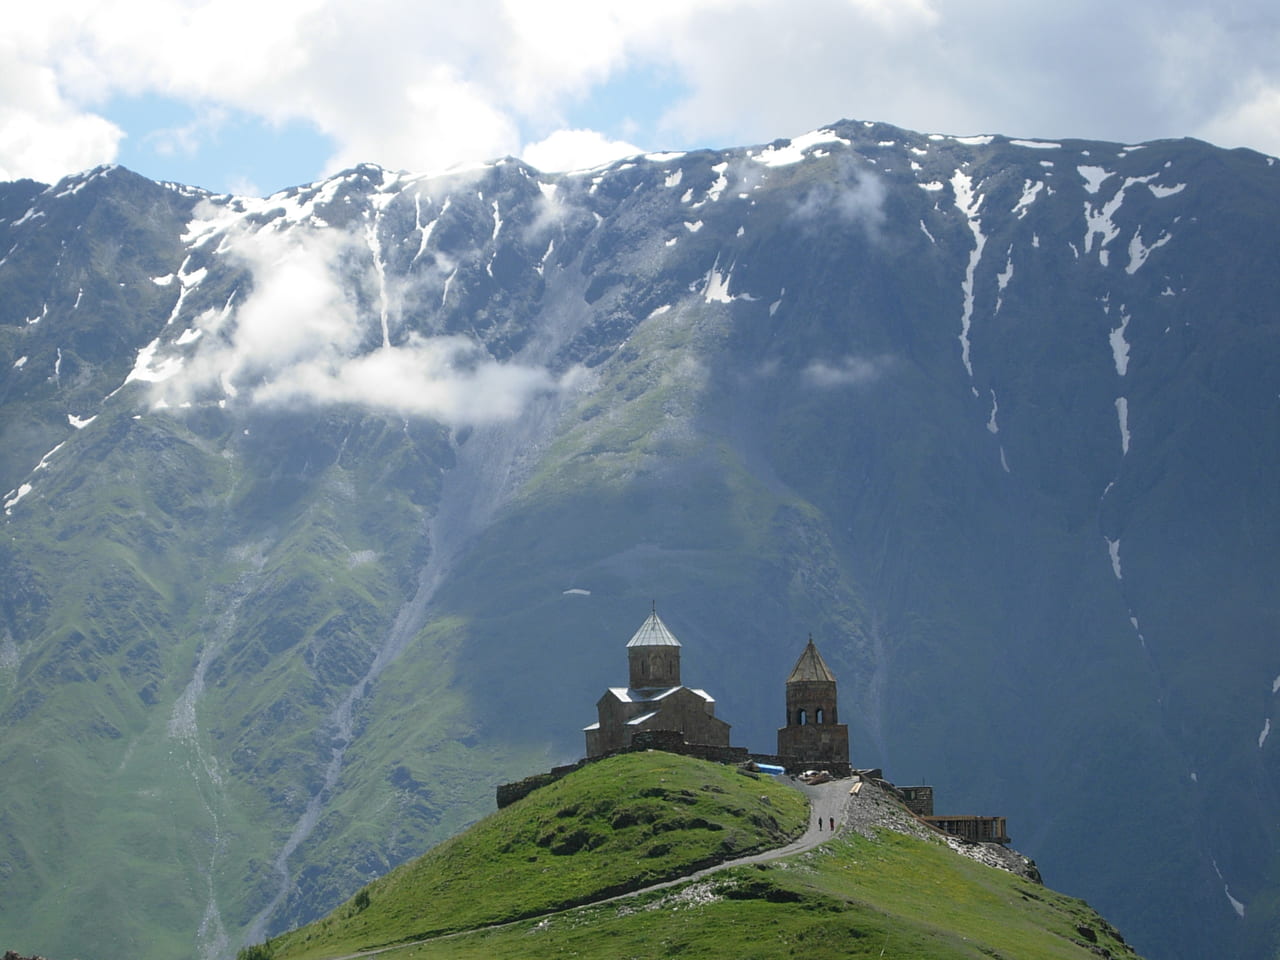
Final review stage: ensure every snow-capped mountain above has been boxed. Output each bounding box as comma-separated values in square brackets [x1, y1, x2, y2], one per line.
[1, 119, 1277, 960]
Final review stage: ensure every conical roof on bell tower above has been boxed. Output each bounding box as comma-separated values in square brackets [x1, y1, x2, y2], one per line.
[626, 609, 681, 648]
[787, 636, 836, 683]
[626, 605, 682, 689]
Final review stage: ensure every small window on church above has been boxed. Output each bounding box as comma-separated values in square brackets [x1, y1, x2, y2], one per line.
[816, 708, 824, 724]
[797, 709, 807, 726]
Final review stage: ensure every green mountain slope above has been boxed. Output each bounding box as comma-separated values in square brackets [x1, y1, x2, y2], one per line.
[267, 753, 1139, 960]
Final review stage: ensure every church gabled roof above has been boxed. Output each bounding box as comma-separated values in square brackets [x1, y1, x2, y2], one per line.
[626, 610, 681, 648]
[787, 637, 836, 683]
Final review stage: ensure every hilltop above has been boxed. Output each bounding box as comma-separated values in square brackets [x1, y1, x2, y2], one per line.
[265, 752, 1139, 960]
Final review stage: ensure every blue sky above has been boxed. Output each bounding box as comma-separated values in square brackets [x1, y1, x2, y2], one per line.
[5, 0, 1279, 196]
[103, 94, 337, 194]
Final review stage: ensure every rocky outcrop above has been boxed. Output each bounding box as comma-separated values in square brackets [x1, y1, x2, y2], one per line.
[843, 778, 1041, 883]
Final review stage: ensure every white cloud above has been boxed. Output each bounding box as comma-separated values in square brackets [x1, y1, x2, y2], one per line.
[0, 54, 123, 181]
[224, 175, 264, 199]
[521, 129, 643, 172]
[803, 354, 893, 388]
[792, 160, 887, 231]
[1197, 80, 1280, 156]
[144, 105, 231, 159]
[3, 0, 1279, 186]
[251, 336, 560, 422]
[159, 211, 566, 425]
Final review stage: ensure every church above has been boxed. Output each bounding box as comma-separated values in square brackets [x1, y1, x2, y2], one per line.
[502, 609, 853, 807]
[500, 610, 1006, 847]
[583, 608, 848, 770]
[583, 608, 731, 757]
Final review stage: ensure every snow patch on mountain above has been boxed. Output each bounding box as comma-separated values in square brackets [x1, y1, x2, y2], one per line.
[3, 437, 71, 514]
[1110, 310, 1131, 376]
[536, 238, 555, 274]
[1128, 614, 1147, 647]
[1116, 397, 1131, 454]
[750, 128, 850, 167]
[1012, 180, 1043, 218]
[701, 162, 729, 205]
[411, 193, 442, 266]
[1126, 228, 1172, 274]
[1108, 538, 1123, 580]
[11, 207, 45, 228]
[1083, 190, 1124, 265]
[951, 169, 986, 380]
[1083, 173, 1159, 267]
[995, 248, 1013, 313]
[3, 483, 32, 513]
[489, 199, 503, 242]
[1079, 166, 1112, 194]
[703, 260, 756, 304]
[1213, 859, 1247, 919]
[704, 263, 734, 304]
[126, 338, 186, 385]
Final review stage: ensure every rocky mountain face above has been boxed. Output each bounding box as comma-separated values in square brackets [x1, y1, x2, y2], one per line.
[0, 120, 1276, 960]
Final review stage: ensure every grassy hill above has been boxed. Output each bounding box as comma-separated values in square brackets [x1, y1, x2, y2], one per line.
[265, 752, 1140, 960]
[269, 752, 807, 958]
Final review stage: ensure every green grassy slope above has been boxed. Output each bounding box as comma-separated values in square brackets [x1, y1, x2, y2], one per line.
[378, 830, 1139, 960]
[268, 753, 1138, 960]
[271, 752, 807, 959]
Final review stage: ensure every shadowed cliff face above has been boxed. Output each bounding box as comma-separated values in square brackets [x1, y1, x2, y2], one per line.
[1, 124, 1278, 960]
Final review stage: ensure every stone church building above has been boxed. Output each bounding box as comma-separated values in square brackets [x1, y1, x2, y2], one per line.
[583, 609, 850, 771]
[584, 609, 731, 757]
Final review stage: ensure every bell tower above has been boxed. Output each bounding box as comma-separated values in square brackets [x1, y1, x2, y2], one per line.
[777, 636, 849, 765]
[626, 605, 681, 689]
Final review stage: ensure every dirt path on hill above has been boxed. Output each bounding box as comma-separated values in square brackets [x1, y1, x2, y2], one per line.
[323, 777, 854, 960]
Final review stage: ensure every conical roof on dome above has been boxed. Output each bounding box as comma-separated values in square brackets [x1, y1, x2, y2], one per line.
[626, 611, 681, 648]
[787, 637, 836, 683]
